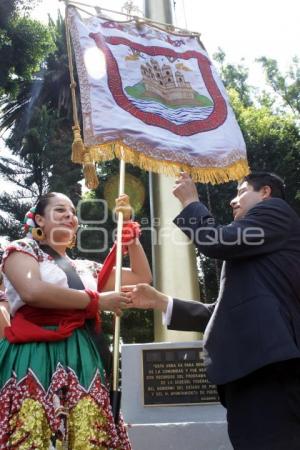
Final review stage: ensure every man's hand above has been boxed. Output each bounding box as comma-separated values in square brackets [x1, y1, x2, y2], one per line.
[173, 172, 199, 208]
[122, 284, 169, 313]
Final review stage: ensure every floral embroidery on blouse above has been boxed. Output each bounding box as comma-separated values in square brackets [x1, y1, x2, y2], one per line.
[1, 239, 52, 267]
[2, 240, 102, 278]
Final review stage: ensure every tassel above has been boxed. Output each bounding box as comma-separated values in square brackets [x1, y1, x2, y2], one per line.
[71, 125, 85, 164]
[83, 151, 99, 190]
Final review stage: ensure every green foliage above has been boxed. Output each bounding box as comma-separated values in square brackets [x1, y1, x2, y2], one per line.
[0, 104, 82, 238]
[257, 56, 300, 115]
[0, 16, 54, 97]
[0, 13, 70, 146]
[0, 12, 81, 237]
[213, 48, 253, 107]
[0, 0, 41, 27]
[39, 14, 74, 117]
[121, 309, 154, 343]
[234, 103, 300, 212]
[0, 192, 30, 240]
[4, 104, 80, 196]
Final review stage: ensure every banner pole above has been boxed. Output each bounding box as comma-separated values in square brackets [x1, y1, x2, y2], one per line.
[110, 155, 125, 423]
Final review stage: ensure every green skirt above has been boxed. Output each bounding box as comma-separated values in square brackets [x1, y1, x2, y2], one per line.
[0, 327, 131, 450]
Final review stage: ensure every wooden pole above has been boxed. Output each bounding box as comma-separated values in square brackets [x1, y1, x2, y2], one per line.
[110, 156, 125, 422]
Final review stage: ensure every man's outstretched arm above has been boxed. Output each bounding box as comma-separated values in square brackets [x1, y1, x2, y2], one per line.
[123, 284, 214, 333]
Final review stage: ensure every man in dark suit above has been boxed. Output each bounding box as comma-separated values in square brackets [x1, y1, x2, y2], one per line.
[125, 171, 300, 449]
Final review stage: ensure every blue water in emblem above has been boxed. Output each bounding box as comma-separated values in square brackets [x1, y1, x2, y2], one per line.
[127, 97, 214, 125]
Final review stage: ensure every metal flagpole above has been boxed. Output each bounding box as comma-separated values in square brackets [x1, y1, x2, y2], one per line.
[110, 156, 126, 423]
[144, 0, 201, 343]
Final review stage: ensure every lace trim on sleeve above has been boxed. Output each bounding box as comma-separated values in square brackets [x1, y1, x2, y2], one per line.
[1, 239, 43, 270]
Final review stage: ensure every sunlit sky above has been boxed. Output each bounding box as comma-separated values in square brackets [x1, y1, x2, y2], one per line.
[32, 0, 300, 86]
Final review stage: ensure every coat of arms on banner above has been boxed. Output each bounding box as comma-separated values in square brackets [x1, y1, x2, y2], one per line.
[90, 33, 227, 136]
[68, 7, 248, 183]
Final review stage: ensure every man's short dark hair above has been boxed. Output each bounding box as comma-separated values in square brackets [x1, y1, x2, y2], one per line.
[241, 171, 286, 199]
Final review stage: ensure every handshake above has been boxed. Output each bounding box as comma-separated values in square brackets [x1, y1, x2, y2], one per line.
[122, 284, 169, 313]
[99, 284, 168, 317]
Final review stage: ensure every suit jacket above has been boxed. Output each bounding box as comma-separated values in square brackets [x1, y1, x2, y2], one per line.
[169, 198, 300, 385]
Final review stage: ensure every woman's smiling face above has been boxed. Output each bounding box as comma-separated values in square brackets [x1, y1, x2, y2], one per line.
[35, 194, 78, 245]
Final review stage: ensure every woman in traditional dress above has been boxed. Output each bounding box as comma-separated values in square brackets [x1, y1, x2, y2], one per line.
[0, 191, 152, 449]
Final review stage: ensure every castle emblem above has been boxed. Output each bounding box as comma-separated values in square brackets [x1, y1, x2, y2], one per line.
[125, 58, 213, 109]
[141, 59, 195, 105]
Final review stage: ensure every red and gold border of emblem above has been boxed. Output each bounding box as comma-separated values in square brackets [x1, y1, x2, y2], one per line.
[90, 34, 228, 136]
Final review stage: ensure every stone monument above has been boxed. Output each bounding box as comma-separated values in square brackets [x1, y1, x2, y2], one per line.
[122, 341, 232, 450]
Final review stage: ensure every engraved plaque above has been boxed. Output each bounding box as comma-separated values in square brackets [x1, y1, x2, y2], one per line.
[143, 347, 219, 406]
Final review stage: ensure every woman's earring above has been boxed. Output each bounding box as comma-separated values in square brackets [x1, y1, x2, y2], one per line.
[31, 227, 45, 241]
[67, 234, 77, 249]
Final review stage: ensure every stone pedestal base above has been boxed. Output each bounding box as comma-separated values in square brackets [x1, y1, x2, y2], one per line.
[128, 422, 232, 450]
[121, 342, 233, 450]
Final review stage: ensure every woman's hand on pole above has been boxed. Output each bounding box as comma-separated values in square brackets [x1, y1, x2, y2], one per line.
[99, 291, 131, 316]
[115, 194, 132, 221]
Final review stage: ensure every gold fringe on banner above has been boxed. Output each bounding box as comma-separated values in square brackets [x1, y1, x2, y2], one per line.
[87, 140, 249, 185]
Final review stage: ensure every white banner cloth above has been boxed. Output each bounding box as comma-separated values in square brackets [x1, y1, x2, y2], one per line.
[68, 7, 248, 183]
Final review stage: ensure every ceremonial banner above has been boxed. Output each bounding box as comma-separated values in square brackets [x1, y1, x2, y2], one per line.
[67, 7, 248, 183]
